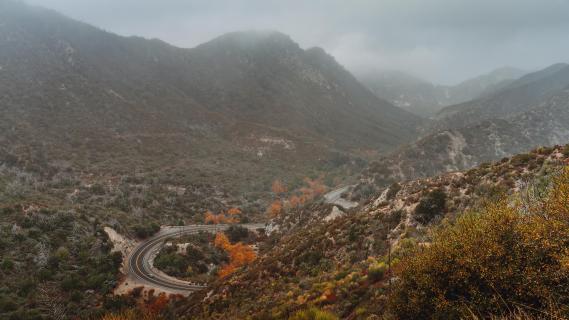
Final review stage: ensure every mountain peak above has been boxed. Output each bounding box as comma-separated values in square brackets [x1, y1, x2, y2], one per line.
[305, 46, 327, 56]
[545, 62, 569, 70]
[304, 46, 341, 67]
[196, 30, 300, 52]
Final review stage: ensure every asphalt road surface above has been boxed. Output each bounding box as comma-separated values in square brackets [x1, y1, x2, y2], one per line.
[324, 185, 358, 209]
[126, 223, 266, 295]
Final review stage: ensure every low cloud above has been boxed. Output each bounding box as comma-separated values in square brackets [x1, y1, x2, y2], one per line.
[26, 0, 569, 84]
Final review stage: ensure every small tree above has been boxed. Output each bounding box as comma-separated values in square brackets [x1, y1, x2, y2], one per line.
[1, 259, 14, 271]
[386, 182, 402, 200]
[414, 188, 446, 224]
[266, 200, 283, 218]
[214, 233, 256, 278]
[225, 225, 250, 243]
[271, 180, 287, 195]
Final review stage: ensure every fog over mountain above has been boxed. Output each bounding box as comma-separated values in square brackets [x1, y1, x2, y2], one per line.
[24, 0, 569, 84]
[357, 67, 527, 117]
[2, 1, 569, 320]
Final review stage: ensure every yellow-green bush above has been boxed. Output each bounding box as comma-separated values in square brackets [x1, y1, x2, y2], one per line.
[289, 307, 338, 320]
[368, 261, 388, 283]
[388, 167, 569, 319]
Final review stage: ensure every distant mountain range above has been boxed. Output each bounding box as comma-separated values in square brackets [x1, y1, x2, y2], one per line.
[358, 67, 526, 117]
[0, 1, 421, 195]
[1, 0, 567, 201]
[432, 63, 569, 130]
[361, 63, 569, 187]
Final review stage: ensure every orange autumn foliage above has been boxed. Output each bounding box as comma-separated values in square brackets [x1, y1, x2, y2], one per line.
[303, 177, 326, 197]
[267, 177, 327, 218]
[214, 232, 231, 249]
[214, 233, 256, 278]
[289, 195, 302, 208]
[146, 293, 169, 314]
[224, 207, 241, 223]
[271, 179, 287, 194]
[267, 199, 283, 217]
[204, 209, 240, 224]
[204, 210, 221, 224]
[217, 264, 237, 279]
[227, 207, 242, 216]
[285, 177, 327, 210]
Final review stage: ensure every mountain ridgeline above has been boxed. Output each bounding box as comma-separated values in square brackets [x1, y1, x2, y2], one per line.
[433, 63, 569, 130]
[358, 67, 526, 117]
[180, 145, 569, 319]
[359, 63, 569, 189]
[0, 0, 420, 199]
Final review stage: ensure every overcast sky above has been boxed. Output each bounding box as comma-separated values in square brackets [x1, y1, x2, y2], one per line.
[26, 0, 569, 85]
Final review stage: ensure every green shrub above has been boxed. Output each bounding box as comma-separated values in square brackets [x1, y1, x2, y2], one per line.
[186, 246, 205, 260]
[368, 261, 388, 283]
[55, 246, 70, 261]
[300, 251, 322, 266]
[1, 258, 14, 271]
[154, 248, 187, 276]
[414, 189, 446, 224]
[37, 269, 53, 281]
[225, 225, 250, 243]
[17, 279, 36, 297]
[510, 153, 533, 166]
[0, 207, 15, 216]
[0, 295, 18, 312]
[385, 209, 403, 226]
[386, 182, 402, 200]
[562, 144, 569, 157]
[61, 274, 82, 291]
[474, 182, 507, 200]
[133, 223, 160, 239]
[86, 273, 108, 289]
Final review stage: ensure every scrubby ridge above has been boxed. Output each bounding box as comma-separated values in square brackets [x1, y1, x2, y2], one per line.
[389, 167, 569, 319]
[175, 145, 568, 319]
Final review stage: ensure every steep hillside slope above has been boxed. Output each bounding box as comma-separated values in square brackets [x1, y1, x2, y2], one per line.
[186, 34, 420, 150]
[179, 145, 569, 319]
[0, 1, 420, 198]
[358, 67, 525, 117]
[358, 87, 569, 189]
[447, 66, 526, 104]
[433, 63, 569, 130]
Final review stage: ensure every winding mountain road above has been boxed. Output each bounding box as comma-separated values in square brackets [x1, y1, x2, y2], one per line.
[324, 185, 358, 209]
[125, 223, 266, 295]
